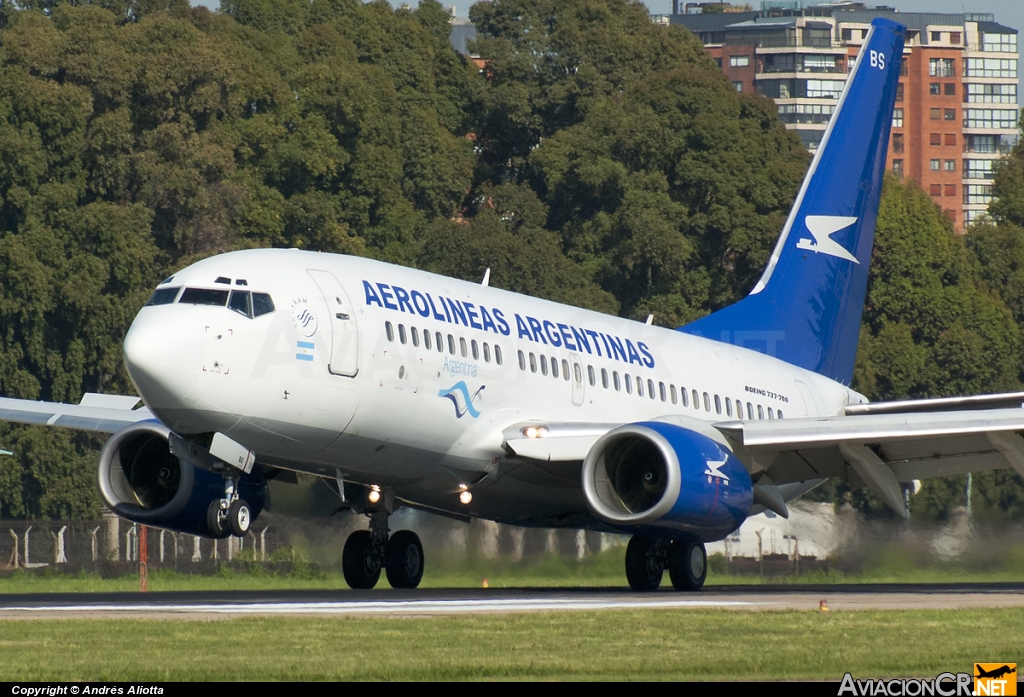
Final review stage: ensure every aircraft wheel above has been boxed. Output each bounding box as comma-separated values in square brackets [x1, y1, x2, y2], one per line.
[206, 500, 226, 537]
[228, 499, 251, 537]
[343, 530, 381, 590]
[625, 535, 664, 592]
[668, 540, 707, 591]
[385, 530, 424, 589]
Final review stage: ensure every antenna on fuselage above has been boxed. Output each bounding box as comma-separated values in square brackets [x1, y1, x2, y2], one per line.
[481, 268, 491, 287]
[645, 314, 654, 326]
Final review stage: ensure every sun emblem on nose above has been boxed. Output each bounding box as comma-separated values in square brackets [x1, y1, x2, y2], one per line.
[290, 298, 318, 338]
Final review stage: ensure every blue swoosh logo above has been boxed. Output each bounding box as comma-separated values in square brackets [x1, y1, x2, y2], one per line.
[438, 381, 485, 419]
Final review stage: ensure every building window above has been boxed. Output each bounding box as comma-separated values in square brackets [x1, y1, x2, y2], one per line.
[892, 133, 904, 153]
[841, 28, 852, 41]
[963, 159, 997, 179]
[930, 82, 941, 95]
[982, 33, 1017, 53]
[893, 159, 904, 177]
[964, 108, 1019, 129]
[944, 160, 956, 171]
[930, 133, 941, 145]
[929, 58, 955, 77]
[930, 108, 941, 120]
[805, 79, 845, 98]
[732, 81, 743, 92]
[930, 183, 942, 196]
[944, 83, 956, 96]
[892, 108, 903, 128]
[930, 159, 940, 171]
[964, 58, 1017, 79]
[946, 209, 957, 223]
[944, 184, 956, 197]
[945, 133, 956, 146]
[730, 55, 750, 68]
[964, 184, 993, 204]
[944, 109, 956, 121]
[950, 32, 961, 45]
[965, 83, 1017, 104]
[896, 83, 904, 101]
[930, 31, 942, 42]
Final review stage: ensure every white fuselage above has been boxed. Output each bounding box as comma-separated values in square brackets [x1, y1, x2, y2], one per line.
[123, 249, 864, 527]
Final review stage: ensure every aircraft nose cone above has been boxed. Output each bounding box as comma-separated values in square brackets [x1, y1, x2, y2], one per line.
[123, 310, 201, 411]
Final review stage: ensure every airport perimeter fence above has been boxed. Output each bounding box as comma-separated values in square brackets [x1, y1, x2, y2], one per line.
[4, 506, 1020, 578]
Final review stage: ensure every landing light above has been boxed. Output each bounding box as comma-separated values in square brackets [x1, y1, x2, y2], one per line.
[368, 485, 381, 504]
[522, 426, 549, 439]
[459, 491, 473, 505]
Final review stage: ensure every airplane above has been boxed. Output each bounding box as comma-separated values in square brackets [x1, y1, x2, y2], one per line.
[3, 17, 1024, 592]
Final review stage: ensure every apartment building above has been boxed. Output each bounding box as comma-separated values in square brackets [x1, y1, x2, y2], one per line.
[672, 3, 1020, 230]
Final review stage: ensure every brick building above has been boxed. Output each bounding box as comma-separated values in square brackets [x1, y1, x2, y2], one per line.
[672, 2, 1020, 231]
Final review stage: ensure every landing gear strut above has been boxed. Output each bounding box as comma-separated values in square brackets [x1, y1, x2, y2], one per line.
[206, 476, 251, 538]
[342, 493, 424, 590]
[625, 535, 707, 592]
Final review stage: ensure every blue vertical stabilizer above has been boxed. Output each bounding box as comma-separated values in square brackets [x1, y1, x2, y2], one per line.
[679, 18, 905, 385]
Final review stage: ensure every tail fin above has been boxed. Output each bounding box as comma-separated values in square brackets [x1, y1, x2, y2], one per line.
[680, 18, 905, 385]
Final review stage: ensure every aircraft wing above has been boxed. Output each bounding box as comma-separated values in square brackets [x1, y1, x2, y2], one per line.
[0, 393, 153, 434]
[502, 394, 1024, 519]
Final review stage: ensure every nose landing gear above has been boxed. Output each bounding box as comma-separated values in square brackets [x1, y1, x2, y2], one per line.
[341, 491, 424, 590]
[206, 476, 251, 538]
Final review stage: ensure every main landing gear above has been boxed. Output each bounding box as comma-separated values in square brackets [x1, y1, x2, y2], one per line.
[342, 504, 424, 590]
[625, 535, 707, 592]
[206, 475, 252, 538]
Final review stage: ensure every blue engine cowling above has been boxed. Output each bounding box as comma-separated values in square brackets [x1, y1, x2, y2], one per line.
[97, 421, 266, 538]
[581, 420, 752, 541]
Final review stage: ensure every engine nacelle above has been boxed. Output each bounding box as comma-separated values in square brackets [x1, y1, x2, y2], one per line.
[97, 421, 266, 538]
[582, 420, 752, 541]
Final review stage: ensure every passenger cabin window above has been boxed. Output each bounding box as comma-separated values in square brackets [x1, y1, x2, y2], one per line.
[448, 334, 456, 355]
[423, 331, 432, 350]
[398, 324, 407, 344]
[648, 379, 655, 400]
[757, 405, 765, 419]
[180, 288, 229, 306]
[563, 359, 571, 381]
[459, 337, 468, 358]
[613, 371, 621, 391]
[681, 388, 689, 408]
[703, 392, 711, 412]
[411, 327, 420, 347]
[625, 374, 632, 394]
[529, 353, 537, 373]
[670, 385, 677, 404]
[471, 340, 479, 360]
[601, 368, 609, 389]
[436, 332, 443, 353]
[725, 399, 733, 417]
[495, 346, 503, 365]
[519, 350, 526, 371]
[146, 287, 180, 306]
[385, 322, 394, 342]
[692, 390, 699, 409]
[540, 355, 548, 376]
[714, 394, 722, 415]
[588, 365, 596, 386]
[550, 357, 559, 379]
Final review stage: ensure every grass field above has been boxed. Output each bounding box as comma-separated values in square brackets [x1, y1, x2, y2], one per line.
[0, 609, 1020, 680]
[3, 542, 1024, 593]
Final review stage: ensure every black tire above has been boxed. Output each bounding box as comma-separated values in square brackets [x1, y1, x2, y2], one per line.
[625, 535, 663, 592]
[385, 530, 424, 589]
[228, 499, 251, 537]
[342, 530, 381, 590]
[668, 540, 707, 591]
[207, 500, 226, 537]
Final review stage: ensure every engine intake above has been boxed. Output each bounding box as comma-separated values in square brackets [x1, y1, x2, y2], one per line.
[582, 420, 752, 540]
[98, 421, 265, 537]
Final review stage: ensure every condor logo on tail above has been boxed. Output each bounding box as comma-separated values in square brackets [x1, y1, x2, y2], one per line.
[796, 215, 859, 264]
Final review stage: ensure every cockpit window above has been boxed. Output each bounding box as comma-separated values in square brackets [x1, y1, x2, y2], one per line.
[179, 288, 229, 306]
[146, 287, 180, 306]
[252, 293, 275, 317]
[229, 290, 252, 318]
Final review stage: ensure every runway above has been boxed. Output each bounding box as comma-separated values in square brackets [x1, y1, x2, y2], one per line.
[1, 583, 1023, 619]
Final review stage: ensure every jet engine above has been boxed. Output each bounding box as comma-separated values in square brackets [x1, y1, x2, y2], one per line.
[97, 421, 266, 538]
[582, 420, 752, 541]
